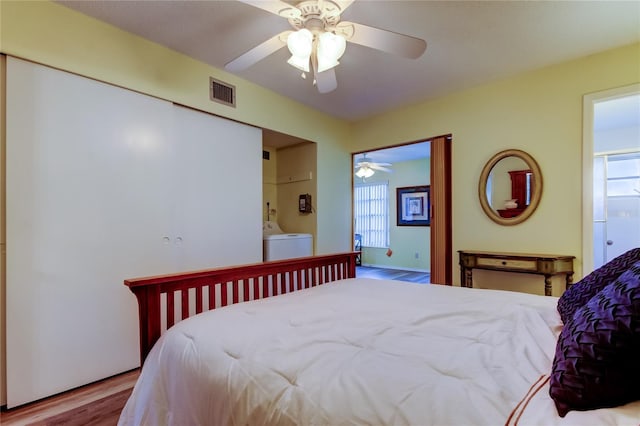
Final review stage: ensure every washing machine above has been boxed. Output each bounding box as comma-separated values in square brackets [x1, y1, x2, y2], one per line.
[263, 233, 313, 261]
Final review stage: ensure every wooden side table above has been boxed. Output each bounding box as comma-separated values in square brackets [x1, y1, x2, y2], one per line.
[458, 250, 575, 296]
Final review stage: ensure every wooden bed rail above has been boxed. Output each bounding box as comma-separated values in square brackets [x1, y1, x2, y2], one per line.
[125, 252, 359, 363]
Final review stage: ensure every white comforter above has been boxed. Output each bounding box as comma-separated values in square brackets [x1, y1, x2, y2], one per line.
[119, 278, 640, 425]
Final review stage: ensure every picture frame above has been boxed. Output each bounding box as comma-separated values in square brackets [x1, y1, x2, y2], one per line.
[396, 185, 430, 226]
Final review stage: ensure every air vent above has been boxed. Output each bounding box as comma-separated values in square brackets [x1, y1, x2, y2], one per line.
[210, 77, 236, 107]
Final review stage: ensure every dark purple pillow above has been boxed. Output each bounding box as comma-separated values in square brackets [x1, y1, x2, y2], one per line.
[549, 261, 640, 417]
[557, 247, 640, 323]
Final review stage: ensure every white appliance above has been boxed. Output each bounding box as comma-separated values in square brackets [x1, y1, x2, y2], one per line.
[263, 233, 313, 261]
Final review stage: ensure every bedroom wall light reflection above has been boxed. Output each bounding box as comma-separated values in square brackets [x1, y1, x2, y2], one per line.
[478, 149, 543, 225]
[124, 126, 161, 153]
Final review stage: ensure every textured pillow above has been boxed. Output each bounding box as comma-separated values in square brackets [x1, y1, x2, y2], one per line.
[549, 261, 640, 417]
[557, 247, 640, 323]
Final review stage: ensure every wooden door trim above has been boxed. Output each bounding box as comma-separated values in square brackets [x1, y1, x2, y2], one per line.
[430, 135, 453, 285]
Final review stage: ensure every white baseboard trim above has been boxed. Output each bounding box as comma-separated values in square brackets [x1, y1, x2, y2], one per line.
[360, 263, 430, 274]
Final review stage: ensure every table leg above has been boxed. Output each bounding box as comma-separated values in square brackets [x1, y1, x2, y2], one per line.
[463, 268, 473, 288]
[544, 275, 552, 296]
[566, 273, 574, 290]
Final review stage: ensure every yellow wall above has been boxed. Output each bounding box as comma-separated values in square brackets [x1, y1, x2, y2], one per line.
[262, 146, 278, 224]
[351, 42, 640, 294]
[262, 143, 318, 253]
[276, 143, 318, 243]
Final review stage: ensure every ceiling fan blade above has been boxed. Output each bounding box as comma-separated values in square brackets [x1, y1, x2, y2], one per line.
[336, 21, 427, 59]
[370, 165, 393, 173]
[319, 0, 354, 17]
[225, 31, 289, 72]
[332, 0, 355, 12]
[371, 166, 393, 173]
[236, 0, 301, 19]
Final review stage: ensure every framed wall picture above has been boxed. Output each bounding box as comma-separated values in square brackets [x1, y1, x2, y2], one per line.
[397, 185, 430, 226]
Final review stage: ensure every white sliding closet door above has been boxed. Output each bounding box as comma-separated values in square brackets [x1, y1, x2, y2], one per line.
[6, 57, 262, 407]
[171, 105, 262, 271]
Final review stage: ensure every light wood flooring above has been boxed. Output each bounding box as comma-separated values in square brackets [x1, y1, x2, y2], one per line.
[356, 265, 430, 284]
[0, 369, 139, 425]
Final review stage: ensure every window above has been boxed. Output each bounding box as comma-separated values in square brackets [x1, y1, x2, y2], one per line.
[354, 182, 389, 248]
[605, 152, 640, 197]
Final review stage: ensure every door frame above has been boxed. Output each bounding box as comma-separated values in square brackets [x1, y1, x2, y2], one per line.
[351, 134, 453, 284]
[582, 83, 640, 276]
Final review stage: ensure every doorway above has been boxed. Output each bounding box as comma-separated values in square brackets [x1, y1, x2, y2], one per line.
[352, 135, 452, 284]
[583, 84, 640, 274]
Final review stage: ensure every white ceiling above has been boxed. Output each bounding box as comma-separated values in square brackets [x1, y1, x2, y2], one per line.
[355, 141, 431, 164]
[57, 0, 640, 123]
[594, 94, 640, 132]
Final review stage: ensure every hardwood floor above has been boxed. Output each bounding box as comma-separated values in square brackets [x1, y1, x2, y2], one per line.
[0, 369, 139, 425]
[356, 266, 430, 284]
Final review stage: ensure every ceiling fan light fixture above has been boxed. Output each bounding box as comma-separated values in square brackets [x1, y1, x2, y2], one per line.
[316, 32, 346, 73]
[355, 166, 374, 178]
[287, 29, 313, 72]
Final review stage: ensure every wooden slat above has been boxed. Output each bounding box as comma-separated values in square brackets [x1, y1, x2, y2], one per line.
[243, 279, 250, 302]
[166, 291, 175, 329]
[253, 278, 259, 301]
[181, 289, 189, 320]
[280, 272, 286, 294]
[195, 286, 203, 314]
[232, 279, 239, 304]
[208, 284, 216, 310]
[221, 282, 228, 307]
[262, 275, 269, 298]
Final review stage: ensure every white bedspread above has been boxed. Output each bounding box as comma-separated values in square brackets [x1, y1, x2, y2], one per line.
[119, 278, 640, 425]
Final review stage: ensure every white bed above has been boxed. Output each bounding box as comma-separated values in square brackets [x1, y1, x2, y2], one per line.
[118, 278, 640, 425]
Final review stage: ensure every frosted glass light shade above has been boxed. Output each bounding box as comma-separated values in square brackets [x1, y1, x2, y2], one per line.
[287, 29, 313, 72]
[317, 32, 346, 73]
[355, 167, 374, 178]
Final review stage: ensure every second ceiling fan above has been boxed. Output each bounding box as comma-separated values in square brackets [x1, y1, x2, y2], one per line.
[225, 0, 427, 93]
[354, 154, 392, 179]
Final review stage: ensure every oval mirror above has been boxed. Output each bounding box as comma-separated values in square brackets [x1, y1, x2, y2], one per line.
[478, 149, 543, 225]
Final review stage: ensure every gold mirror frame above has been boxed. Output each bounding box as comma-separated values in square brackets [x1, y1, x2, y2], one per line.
[478, 149, 543, 225]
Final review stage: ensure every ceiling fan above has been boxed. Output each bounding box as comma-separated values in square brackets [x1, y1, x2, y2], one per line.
[225, 0, 427, 94]
[354, 154, 392, 178]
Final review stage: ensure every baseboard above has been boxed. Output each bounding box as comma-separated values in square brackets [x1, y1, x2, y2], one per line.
[360, 263, 430, 273]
